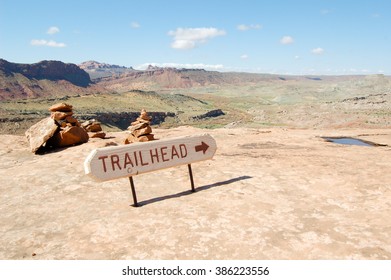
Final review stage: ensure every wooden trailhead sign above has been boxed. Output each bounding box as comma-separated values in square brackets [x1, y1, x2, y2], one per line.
[85, 134, 216, 181]
[84, 134, 217, 206]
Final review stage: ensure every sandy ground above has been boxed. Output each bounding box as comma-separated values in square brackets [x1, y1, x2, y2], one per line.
[0, 127, 390, 260]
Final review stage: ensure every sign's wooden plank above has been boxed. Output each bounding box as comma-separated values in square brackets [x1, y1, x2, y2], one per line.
[84, 134, 217, 181]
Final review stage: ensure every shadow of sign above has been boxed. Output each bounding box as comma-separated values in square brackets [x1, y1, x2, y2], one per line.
[135, 175, 252, 207]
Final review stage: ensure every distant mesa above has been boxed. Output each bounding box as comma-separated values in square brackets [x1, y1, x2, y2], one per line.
[79, 60, 210, 81]
[0, 59, 91, 87]
[144, 64, 207, 72]
[78, 60, 133, 71]
[0, 59, 96, 100]
[78, 60, 135, 79]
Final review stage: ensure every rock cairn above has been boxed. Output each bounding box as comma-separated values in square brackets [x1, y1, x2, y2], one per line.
[25, 102, 89, 153]
[46, 103, 89, 148]
[81, 119, 106, 139]
[49, 102, 78, 127]
[124, 109, 155, 144]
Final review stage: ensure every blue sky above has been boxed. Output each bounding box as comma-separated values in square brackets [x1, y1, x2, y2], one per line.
[1, 0, 390, 75]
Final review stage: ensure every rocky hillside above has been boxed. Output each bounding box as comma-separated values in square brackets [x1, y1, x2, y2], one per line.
[94, 65, 286, 92]
[0, 59, 91, 86]
[93, 62, 379, 94]
[0, 59, 93, 100]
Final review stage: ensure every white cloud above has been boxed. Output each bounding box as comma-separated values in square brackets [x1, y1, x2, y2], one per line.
[31, 39, 66, 47]
[135, 62, 224, 71]
[294, 55, 300, 59]
[311, 47, 324, 55]
[280, 36, 294, 45]
[168, 27, 226, 50]
[131, 22, 140, 28]
[47, 26, 60, 35]
[171, 40, 196, 50]
[237, 24, 262, 31]
[240, 54, 248, 59]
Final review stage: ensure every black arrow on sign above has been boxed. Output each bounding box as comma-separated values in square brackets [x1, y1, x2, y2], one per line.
[195, 141, 209, 154]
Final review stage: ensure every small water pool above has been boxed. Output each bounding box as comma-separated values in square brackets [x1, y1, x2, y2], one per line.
[322, 137, 374, 147]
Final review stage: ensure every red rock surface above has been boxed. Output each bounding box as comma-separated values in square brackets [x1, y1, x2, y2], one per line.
[1, 127, 391, 259]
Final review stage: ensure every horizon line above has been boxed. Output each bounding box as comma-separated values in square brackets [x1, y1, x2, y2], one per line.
[1, 57, 389, 77]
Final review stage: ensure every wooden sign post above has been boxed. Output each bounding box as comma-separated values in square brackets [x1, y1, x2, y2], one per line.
[84, 134, 217, 206]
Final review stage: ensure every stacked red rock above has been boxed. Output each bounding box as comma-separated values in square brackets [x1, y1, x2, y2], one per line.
[25, 102, 89, 153]
[81, 119, 106, 139]
[49, 103, 78, 127]
[124, 109, 155, 144]
[46, 103, 89, 148]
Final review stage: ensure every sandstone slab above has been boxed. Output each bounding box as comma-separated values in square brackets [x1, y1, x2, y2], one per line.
[51, 111, 73, 121]
[3, 127, 391, 260]
[89, 131, 106, 139]
[86, 123, 102, 132]
[49, 103, 73, 112]
[132, 126, 152, 137]
[128, 122, 148, 132]
[25, 117, 59, 153]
